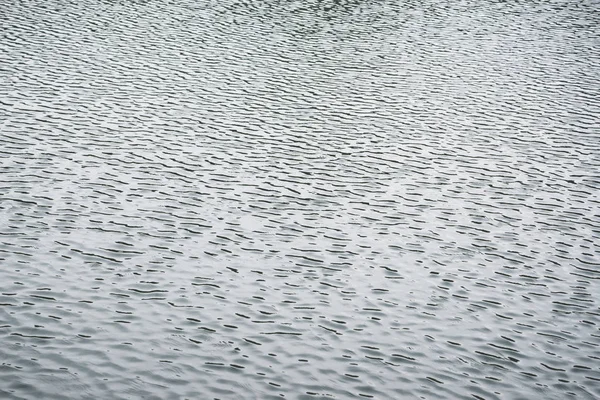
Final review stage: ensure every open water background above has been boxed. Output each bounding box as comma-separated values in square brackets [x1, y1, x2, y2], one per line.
[1, 0, 600, 398]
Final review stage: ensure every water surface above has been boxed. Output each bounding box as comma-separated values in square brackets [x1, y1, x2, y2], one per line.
[1, 0, 599, 399]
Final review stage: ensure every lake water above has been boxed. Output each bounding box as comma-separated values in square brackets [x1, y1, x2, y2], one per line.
[1, 0, 599, 399]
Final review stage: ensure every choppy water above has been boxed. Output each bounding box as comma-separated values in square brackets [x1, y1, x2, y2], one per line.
[1, 0, 600, 398]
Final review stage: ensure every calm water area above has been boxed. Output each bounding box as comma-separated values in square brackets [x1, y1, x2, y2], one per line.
[1, 0, 599, 398]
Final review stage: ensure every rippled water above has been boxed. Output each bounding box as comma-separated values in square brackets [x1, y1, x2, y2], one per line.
[1, 0, 600, 398]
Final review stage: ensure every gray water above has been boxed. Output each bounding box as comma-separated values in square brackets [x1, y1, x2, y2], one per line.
[1, 0, 600, 399]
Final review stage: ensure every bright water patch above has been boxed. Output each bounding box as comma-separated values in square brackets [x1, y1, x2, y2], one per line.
[1, 0, 599, 399]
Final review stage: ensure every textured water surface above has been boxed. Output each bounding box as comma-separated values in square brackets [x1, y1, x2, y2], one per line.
[1, 0, 600, 398]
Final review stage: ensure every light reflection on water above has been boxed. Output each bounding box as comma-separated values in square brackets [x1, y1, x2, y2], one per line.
[1, 0, 599, 399]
